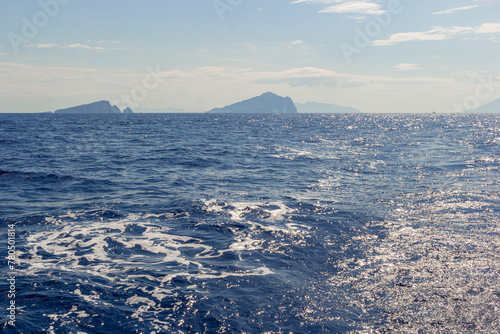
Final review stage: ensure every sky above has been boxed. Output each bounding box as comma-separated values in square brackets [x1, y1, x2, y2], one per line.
[0, 0, 499, 113]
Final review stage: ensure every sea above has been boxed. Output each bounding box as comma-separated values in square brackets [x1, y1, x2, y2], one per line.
[0, 113, 499, 333]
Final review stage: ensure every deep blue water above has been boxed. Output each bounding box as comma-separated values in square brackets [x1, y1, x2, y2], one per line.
[0, 113, 499, 333]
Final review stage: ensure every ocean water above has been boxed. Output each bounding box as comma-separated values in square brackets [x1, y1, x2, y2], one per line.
[0, 113, 499, 333]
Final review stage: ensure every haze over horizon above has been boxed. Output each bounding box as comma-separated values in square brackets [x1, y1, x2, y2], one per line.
[1, 0, 499, 113]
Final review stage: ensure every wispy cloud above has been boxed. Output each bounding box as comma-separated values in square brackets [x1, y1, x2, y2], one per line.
[291, 0, 385, 16]
[62, 43, 106, 50]
[250, 66, 450, 88]
[24, 43, 122, 51]
[320, 1, 384, 15]
[373, 22, 500, 46]
[392, 63, 421, 71]
[455, 70, 481, 78]
[25, 43, 59, 49]
[432, 5, 479, 15]
[96, 40, 122, 45]
[291, 40, 304, 45]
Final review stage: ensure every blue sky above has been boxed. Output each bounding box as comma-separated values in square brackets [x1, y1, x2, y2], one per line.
[0, 0, 499, 113]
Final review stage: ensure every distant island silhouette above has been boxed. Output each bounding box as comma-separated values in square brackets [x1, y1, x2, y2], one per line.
[464, 98, 500, 113]
[206, 92, 297, 114]
[296, 102, 362, 113]
[52, 101, 133, 114]
[45, 92, 364, 114]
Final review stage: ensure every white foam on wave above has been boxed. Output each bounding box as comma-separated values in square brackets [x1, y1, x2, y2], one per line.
[23, 213, 274, 276]
[20, 209, 281, 330]
[203, 200, 312, 234]
[203, 199, 300, 226]
[20, 200, 311, 330]
[202, 199, 310, 260]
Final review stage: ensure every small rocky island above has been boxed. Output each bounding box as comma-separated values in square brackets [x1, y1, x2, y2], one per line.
[54, 101, 132, 114]
[207, 92, 297, 114]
